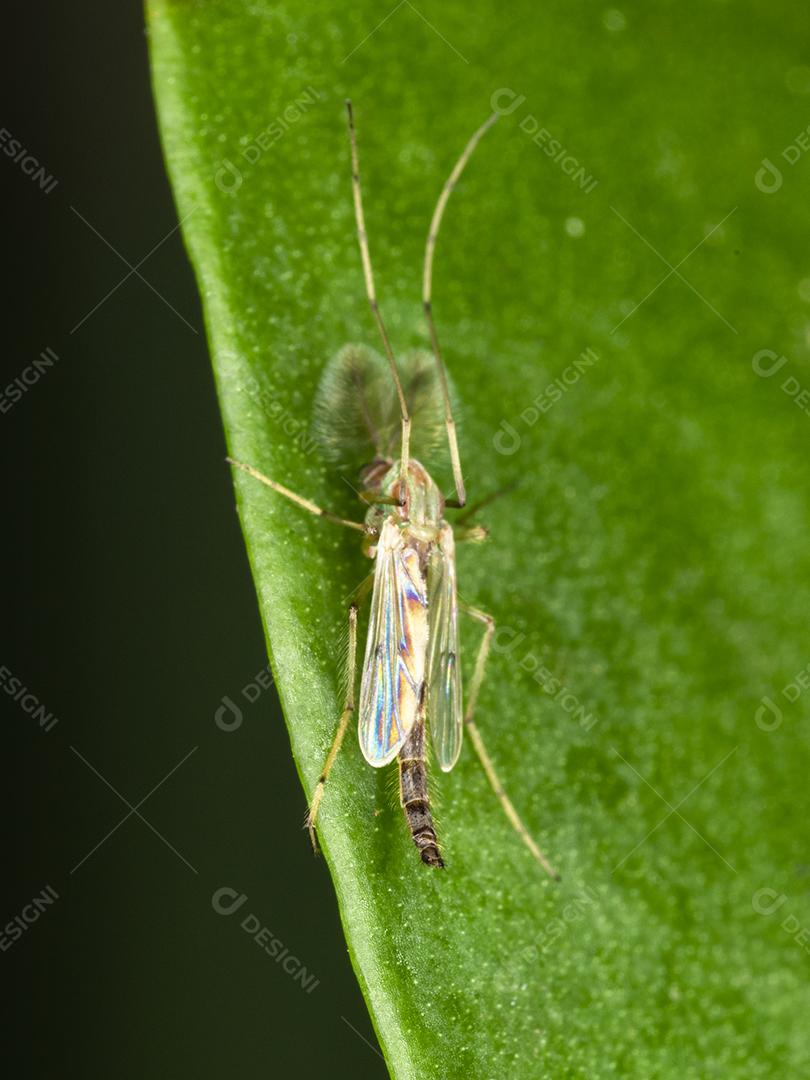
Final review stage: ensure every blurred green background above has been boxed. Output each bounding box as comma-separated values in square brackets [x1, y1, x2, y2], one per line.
[5, 3, 382, 1076]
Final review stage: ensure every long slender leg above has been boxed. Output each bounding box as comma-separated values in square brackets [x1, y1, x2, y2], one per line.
[357, 490, 400, 506]
[345, 101, 411, 498]
[307, 602, 360, 851]
[450, 479, 520, 525]
[422, 112, 499, 507]
[227, 458, 369, 533]
[460, 603, 560, 880]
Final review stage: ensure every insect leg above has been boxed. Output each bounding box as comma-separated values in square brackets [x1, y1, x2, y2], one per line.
[345, 101, 411, 500]
[454, 524, 489, 543]
[448, 479, 521, 525]
[422, 112, 499, 507]
[306, 601, 360, 853]
[460, 603, 560, 880]
[227, 458, 369, 532]
[357, 490, 401, 506]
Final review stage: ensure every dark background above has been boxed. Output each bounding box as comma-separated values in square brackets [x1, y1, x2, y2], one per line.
[5, 4, 383, 1076]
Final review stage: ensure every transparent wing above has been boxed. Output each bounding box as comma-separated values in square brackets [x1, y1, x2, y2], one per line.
[358, 519, 428, 766]
[428, 524, 463, 772]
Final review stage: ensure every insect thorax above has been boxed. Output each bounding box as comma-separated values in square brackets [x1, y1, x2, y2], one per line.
[363, 458, 445, 545]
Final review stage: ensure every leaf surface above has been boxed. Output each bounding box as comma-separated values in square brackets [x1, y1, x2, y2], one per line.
[148, 3, 810, 1075]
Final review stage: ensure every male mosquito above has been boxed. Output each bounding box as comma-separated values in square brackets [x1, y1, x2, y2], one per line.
[228, 101, 558, 879]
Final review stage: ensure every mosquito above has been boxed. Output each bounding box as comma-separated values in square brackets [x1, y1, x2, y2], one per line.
[228, 101, 558, 879]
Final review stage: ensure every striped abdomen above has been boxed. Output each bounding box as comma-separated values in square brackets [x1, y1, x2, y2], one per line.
[398, 712, 444, 868]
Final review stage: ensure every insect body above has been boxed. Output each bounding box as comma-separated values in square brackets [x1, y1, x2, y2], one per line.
[359, 462, 458, 868]
[228, 102, 558, 878]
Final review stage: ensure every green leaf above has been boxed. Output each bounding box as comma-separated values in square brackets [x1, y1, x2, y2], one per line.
[147, 2, 810, 1075]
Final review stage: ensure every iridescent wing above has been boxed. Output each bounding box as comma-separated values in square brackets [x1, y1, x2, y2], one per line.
[358, 519, 429, 766]
[427, 524, 463, 771]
